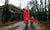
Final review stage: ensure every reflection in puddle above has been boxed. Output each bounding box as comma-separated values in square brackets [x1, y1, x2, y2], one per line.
[24, 25, 36, 30]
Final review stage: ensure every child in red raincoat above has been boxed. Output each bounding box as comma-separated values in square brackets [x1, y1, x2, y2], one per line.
[30, 16, 34, 27]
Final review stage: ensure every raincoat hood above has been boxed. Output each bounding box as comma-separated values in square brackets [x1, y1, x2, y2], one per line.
[26, 8, 30, 12]
[30, 16, 34, 19]
[26, 8, 29, 10]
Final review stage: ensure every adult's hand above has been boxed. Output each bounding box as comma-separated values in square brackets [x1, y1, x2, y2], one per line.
[24, 17, 25, 18]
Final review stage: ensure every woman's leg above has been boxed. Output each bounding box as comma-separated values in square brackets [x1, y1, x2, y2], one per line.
[25, 20, 28, 28]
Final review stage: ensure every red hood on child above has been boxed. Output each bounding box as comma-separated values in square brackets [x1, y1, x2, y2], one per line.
[30, 16, 34, 19]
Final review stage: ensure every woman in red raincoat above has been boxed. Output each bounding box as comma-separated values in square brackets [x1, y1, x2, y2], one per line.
[23, 8, 30, 27]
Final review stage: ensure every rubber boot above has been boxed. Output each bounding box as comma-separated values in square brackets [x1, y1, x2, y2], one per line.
[30, 23, 33, 28]
[25, 20, 28, 28]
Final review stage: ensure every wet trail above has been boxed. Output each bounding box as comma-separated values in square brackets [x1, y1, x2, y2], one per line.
[0, 21, 41, 30]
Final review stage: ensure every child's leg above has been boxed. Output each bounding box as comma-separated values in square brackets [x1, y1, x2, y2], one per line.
[30, 22, 33, 28]
[30, 23, 32, 27]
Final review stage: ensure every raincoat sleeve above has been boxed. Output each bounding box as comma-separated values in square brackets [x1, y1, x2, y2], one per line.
[29, 13, 30, 17]
[23, 11, 26, 17]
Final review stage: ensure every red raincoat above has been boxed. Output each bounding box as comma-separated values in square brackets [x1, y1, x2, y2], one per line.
[23, 8, 30, 24]
[30, 16, 34, 24]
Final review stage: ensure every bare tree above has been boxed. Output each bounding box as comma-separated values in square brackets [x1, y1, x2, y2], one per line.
[45, 0, 47, 12]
